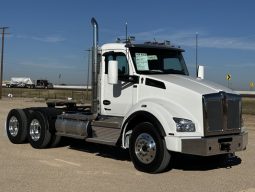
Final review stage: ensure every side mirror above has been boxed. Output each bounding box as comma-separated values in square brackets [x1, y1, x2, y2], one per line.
[197, 65, 204, 79]
[108, 60, 118, 84]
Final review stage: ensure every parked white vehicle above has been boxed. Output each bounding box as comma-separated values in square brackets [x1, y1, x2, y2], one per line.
[6, 18, 248, 173]
[6, 77, 35, 88]
[5, 78, 53, 89]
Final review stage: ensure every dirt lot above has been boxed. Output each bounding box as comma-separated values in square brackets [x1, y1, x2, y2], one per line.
[0, 98, 255, 192]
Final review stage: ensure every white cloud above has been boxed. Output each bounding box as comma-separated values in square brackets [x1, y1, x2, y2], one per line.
[19, 61, 74, 69]
[133, 29, 255, 51]
[224, 63, 255, 68]
[183, 36, 255, 51]
[133, 28, 166, 39]
[31, 36, 65, 43]
[16, 34, 66, 43]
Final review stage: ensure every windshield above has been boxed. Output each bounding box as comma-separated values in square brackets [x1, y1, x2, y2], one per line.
[130, 47, 189, 75]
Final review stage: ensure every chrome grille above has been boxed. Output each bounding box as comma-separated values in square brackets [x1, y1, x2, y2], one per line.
[203, 92, 241, 136]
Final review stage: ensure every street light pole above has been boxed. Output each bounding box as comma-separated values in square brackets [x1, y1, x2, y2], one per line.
[0, 27, 9, 99]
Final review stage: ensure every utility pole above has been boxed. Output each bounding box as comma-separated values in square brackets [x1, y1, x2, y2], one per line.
[195, 32, 198, 77]
[0, 27, 9, 99]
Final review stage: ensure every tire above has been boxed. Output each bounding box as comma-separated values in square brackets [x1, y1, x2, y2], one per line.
[37, 108, 62, 147]
[49, 135, 62, 148]
[129, 122, 171, 173]
[28, 111, 52, 149]
[6, 109, 28, 144]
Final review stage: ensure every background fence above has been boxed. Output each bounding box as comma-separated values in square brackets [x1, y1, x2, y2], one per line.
[2, 87, 91, 103]
[2, 87, 255, 114]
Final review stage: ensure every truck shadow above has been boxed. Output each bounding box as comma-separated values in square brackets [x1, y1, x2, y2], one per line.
[63, 138, 242, 171]
[62, 138, 130, 161]
[170, 153, 242, 171]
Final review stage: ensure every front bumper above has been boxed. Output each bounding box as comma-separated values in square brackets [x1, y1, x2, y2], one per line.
[181, 132, 248, 156]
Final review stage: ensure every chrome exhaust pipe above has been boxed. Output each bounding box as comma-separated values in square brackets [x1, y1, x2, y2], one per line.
[91, 17, 99, 114]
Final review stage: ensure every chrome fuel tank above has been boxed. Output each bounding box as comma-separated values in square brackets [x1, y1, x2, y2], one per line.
[55, 113, 95, 139]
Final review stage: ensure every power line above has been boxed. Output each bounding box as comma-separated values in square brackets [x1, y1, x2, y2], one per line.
[0, 27, 9, 99]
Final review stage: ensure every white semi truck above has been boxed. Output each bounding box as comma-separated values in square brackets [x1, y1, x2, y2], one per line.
[6, 77, 35, 88]
[6, 78, 53, 89]
[6, 18, 248, 173]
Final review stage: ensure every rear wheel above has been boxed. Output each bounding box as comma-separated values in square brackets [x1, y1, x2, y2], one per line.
[49, 135, 62, 148]
[28, 111, 52, 149]
[129, 122, 171, 173]
[30, 107, 63, 148]
[6, 109, 28, 144]
[40, 108, 62, 147]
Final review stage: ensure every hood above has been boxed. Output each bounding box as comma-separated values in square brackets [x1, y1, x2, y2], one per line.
[146, 74, 235, 96]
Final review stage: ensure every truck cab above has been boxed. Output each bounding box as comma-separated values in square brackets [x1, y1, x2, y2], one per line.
[6, 18, 248, 173]
[100, 42, 189, 117]
[99, 40, 247, 153]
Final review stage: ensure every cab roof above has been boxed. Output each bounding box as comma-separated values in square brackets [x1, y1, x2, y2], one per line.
[101, 42, 185, 52]
[127, 43, 185, 52]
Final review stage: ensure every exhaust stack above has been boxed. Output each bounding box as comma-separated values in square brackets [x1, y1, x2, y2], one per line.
[91, 17, 99, 113]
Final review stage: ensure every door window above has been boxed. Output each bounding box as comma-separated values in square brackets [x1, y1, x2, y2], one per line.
[104, 52, 129, 75]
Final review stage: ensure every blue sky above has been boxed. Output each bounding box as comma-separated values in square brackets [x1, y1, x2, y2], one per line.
[1, 0, 255, 90]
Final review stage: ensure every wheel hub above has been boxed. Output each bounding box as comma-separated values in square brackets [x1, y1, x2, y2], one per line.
[30, 119, 41, 141]
[9, 116, 19, 137]
[135, 133, 156, 164]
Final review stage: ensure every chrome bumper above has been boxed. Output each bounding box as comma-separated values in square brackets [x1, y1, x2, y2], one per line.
[181, 132, 248, 156]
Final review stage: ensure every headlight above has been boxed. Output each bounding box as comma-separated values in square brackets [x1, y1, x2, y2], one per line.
[173, 118, 195, 132]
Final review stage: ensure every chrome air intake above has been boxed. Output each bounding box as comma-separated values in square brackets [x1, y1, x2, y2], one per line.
[203, 92, 242, 136]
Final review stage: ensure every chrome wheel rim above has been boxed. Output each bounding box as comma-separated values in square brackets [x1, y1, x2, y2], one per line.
[30, 119, 41, 141]
[9, 116, 19, 137]
[135, 133, 156, 164]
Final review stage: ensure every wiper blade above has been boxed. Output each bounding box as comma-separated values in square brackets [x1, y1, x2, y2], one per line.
[150, 70, 164, 74]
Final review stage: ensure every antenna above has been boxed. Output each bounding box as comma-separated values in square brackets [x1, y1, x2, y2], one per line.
[195, 32, 198, 77]
[125, 22, 128, 43]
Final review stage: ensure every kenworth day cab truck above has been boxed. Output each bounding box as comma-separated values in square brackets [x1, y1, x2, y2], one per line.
[6, 18, 248, 173]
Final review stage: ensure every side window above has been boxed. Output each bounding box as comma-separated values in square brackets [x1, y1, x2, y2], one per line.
[116, 55, 128, 75]
[104, 52, 129, 75]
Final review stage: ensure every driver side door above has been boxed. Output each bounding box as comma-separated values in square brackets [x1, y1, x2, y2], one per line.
[101, 52, 134, 116]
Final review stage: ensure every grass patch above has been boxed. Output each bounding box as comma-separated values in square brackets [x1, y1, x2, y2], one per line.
[242, 98, 255, 115]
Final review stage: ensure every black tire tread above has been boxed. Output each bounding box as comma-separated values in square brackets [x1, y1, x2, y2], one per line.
[6, 109, 28, 144]
[129, 122, 171, 173]
[28, 107, 63, 148]
[28, 111, 52, 149]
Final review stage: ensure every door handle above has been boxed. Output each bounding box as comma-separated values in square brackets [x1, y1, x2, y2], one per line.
[103, 100, 111, 105]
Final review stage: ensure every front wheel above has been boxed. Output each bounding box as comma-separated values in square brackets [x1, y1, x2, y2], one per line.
[129, 122, 171, 173]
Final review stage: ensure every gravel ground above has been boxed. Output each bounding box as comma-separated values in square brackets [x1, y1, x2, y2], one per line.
[0, 98, 254, 192]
